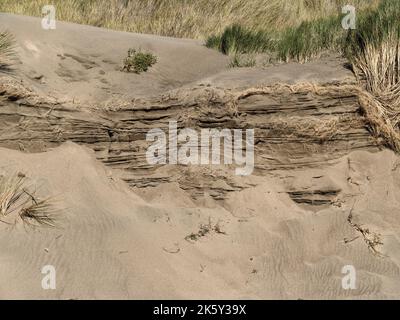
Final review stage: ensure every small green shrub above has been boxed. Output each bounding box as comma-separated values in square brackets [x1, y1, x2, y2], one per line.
[122, 48, 157, 74]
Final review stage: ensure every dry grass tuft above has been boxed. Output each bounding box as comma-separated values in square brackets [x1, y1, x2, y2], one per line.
[350, 40, 400, 151]
[0, 173, 58, 228]
[345, 0, 400, 151]
[20, 198, 58, 228]
[185, 218, 226, 242]
[0, 30, 16, 70]
[0, 174, 25, 216]
[356, 89, 400, 151]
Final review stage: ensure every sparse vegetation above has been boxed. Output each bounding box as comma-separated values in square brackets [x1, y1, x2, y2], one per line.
[344, 0, 400, 151]
[121, 48, 157, 74]
[348, 204, 384, 256]
[0, 173, 25, 216]
[185, 218, 226, 242]
[0, 173, 58, 228]
[0, 30, 15, 70]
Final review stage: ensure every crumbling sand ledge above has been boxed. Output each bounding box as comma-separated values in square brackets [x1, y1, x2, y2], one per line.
[0, 75, 382, 194]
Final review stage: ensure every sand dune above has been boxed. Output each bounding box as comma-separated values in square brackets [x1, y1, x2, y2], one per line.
[0, 13, 354, 103]
[0, 13, 228, 104]
[1, 13, 400, 299]
[1, 143, 399, 299]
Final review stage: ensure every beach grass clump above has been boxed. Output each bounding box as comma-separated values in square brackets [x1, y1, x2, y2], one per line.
[206, 9, 346, 63]
[204, 1, 382, 63]
[345, 0, 400, 95]
[0, 0, 381, 39]
[206, 24, 272, 55]
[344, 0, 400, 151]
[0, 174, 25, 217]
[276, 16, 343, 62]
[206, 18, 344, 63]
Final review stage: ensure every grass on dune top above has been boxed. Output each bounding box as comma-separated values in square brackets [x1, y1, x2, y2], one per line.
[206, 0, 400, 62]
[0, 0, 380, 39]
[207, 0, 400, 152]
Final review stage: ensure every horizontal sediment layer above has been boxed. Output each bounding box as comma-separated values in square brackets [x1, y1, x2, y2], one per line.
[0, 78, 381, 200]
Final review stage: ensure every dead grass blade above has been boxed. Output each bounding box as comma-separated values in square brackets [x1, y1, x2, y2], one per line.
[19, 197, 58, 228]
[0, 174, 26, 217]
[0, 173, 59, 228]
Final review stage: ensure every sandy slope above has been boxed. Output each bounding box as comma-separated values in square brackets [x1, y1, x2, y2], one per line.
[1, 143, 400, 299]
[1, 13, 400, 299]
[0, 13, 229, 105]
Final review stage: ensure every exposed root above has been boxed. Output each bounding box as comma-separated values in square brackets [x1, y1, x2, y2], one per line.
[347, 204, 384, 257]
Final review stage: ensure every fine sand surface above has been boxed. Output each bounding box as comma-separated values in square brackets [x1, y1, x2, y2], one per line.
[0, 13, 229, 105]
[1, 13, 400, 299]
[1, 143, 400, 299]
